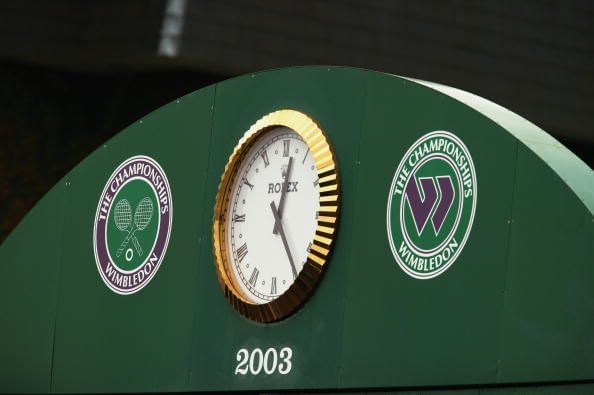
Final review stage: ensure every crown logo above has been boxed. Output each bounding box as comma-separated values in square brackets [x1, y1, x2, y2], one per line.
[281, 164, 288, 179]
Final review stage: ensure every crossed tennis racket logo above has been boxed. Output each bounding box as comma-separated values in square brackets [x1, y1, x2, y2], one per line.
[113, 197, 154, 258]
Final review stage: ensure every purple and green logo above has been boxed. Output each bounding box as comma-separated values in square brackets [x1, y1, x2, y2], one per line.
[387, 131, 477, 279]
[93, 155, 172, 294]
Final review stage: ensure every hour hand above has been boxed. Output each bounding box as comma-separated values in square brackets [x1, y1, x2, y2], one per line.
[273, 156, 293, 235]
[270, 201, 298, 279]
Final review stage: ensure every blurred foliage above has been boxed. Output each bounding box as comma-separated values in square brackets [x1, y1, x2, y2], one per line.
[0, 61, 222, 244]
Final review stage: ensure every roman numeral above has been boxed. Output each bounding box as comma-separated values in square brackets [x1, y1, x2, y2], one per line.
[244, 178, 254, 190]
[236, 243, 248, 263]
[283, 140, 290, 157]
[271, 277, 277, 294]
[249, 267, 260, 286]
[233, 214, 245, 222]
[261, 150, 270, 167]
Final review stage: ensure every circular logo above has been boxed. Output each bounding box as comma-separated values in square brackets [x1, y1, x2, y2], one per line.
[93, 155, 173, 294]
[387, 131, 477, 279]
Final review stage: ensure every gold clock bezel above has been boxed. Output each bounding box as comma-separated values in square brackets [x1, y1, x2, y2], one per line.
[212, 109, 340, 323]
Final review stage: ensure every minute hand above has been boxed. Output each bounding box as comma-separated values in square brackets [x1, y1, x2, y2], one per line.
[273, 156, 293, 234]
[270, 201, 298, 279]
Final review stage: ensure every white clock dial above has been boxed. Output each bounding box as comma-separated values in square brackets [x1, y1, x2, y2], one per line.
[225, 126, 320, 303]
[213, 109, 340, 322]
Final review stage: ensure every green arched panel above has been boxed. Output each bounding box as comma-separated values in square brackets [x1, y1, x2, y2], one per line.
[0, 67, 592, 393]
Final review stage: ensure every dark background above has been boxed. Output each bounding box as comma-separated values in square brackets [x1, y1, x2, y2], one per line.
[1, 0, 593, 243]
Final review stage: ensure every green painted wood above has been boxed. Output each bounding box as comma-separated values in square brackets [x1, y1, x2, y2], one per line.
[338, 73, 517, 388]
[49, 88, 215, 393]
[1, 67, 593, 393]
[497, 144, 594, 382]
[408, 77, 594, 383]
[188, 67, 367, 391]
[0, 182, 67, 393]
[336, 382, 594, 394]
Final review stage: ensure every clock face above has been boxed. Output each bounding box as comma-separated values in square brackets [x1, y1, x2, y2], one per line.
[226, 127, 319, 303]
[213, 109, 339, 322]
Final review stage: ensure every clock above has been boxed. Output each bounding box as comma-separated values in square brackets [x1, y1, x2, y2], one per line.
[213, 109, 340, 322]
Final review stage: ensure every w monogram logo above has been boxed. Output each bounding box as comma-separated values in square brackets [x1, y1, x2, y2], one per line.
[405, 175, 454, 235]
[388, 131, 476, 279]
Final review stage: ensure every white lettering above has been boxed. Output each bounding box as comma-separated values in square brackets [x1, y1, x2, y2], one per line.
[234, 347, 293, 376]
